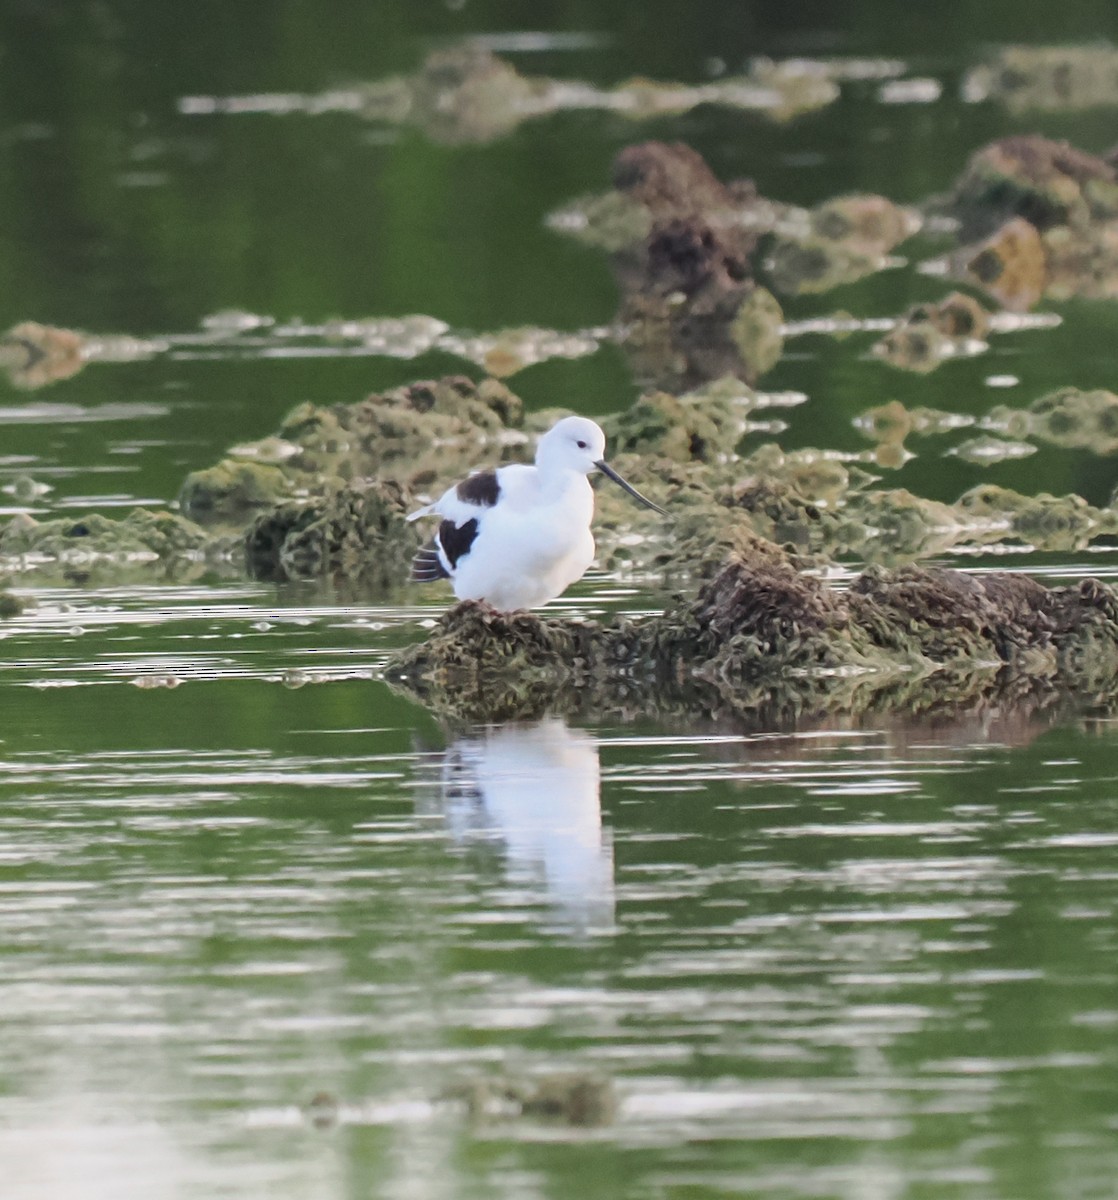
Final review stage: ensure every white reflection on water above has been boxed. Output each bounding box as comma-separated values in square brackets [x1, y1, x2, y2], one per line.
[422, 719, 615, 934]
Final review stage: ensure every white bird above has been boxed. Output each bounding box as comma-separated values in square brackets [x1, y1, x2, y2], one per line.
[407, 415, 666, 612]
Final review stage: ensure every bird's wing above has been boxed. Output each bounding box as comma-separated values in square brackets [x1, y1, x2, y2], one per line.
[408, 467, 509, 524]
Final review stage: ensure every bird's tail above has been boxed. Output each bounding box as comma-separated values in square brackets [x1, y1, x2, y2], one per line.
[410, 542, 450, 583]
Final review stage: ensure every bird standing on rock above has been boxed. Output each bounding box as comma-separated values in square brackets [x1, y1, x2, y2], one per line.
[408, 415, 667, 612]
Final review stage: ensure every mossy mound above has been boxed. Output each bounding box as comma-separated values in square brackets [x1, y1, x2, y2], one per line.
[386, 546, 1118, 723]
[603, 377, 758, 462]
[178, 460, 295, 524]
[948, 135, 1118, 240]
[0, 509, 212, 561]
[181, 375, 524, 528]
[442, 1072, 616, 1128]
[244, 479, 417, 586]
[964, 45, 1118, 114]
[0, 591, 24, 618]
[280, 374, 522, 479]
[0, 509, 231, 584]
[386, 601, 607, 722]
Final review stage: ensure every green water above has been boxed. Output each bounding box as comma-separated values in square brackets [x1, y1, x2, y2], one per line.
[3, 4, 1118, 1198]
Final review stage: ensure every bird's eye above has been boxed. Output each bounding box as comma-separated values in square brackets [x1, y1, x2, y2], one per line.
[576, 440, 588, 450]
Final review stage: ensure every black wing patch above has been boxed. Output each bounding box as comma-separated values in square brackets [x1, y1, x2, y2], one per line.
[409, 517, 480, 585]
[456, 470, 500, 507]
[437, 517, 479, 569]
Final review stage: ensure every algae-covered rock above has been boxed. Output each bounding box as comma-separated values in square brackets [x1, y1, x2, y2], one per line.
[616, 211, 777, 390]
[767, 196, 916, 300]
[603, 377, 759, 461]
[0, 509, 210, 560]
[0, 591, 24, 618]
[180, 374, 525, 551]
[0, 508, 230, 583]
[244, 479, 417, 585]
[362, 46, 838, 148]
[442, 1072, 616, 1128]
[934, 135, 1118, 307]
[871, 292, 990, 372]
[591, 142, 786, 389]
[963, 217, 1048, 311]
[948, 135, 1118, 241]
[957, 484, 1111, 549]
[964, 45, 1118, 114]
[764, 193, 917, 296]
[179, 459, 296, 524]
[612, 140, 741, 219]
[0, 321, 85, 389]
[281, 374, 523, 493]
[404, 45, 541, 144]
[811, 193, 915, 248]
[730, 286, 785, 379]
[1031, 386, 1118, 451]
[386, 602, 605, 722]
[388, 549, 1118, 724]
[949, 435, 1037, 465]
[0, 320, 164, 390]
[856, 400, 976, 442]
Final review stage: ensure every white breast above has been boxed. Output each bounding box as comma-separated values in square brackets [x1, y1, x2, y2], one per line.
[451, 471, 596, 610]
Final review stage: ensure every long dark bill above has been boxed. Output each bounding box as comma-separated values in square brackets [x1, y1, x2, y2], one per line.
[595, 460, 668, 516]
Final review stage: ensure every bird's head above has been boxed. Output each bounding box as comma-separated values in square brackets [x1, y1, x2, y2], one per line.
[537, 415, 667, 515]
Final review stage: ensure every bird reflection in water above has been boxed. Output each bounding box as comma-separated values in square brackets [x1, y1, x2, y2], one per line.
[428, 718, 615, 934]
